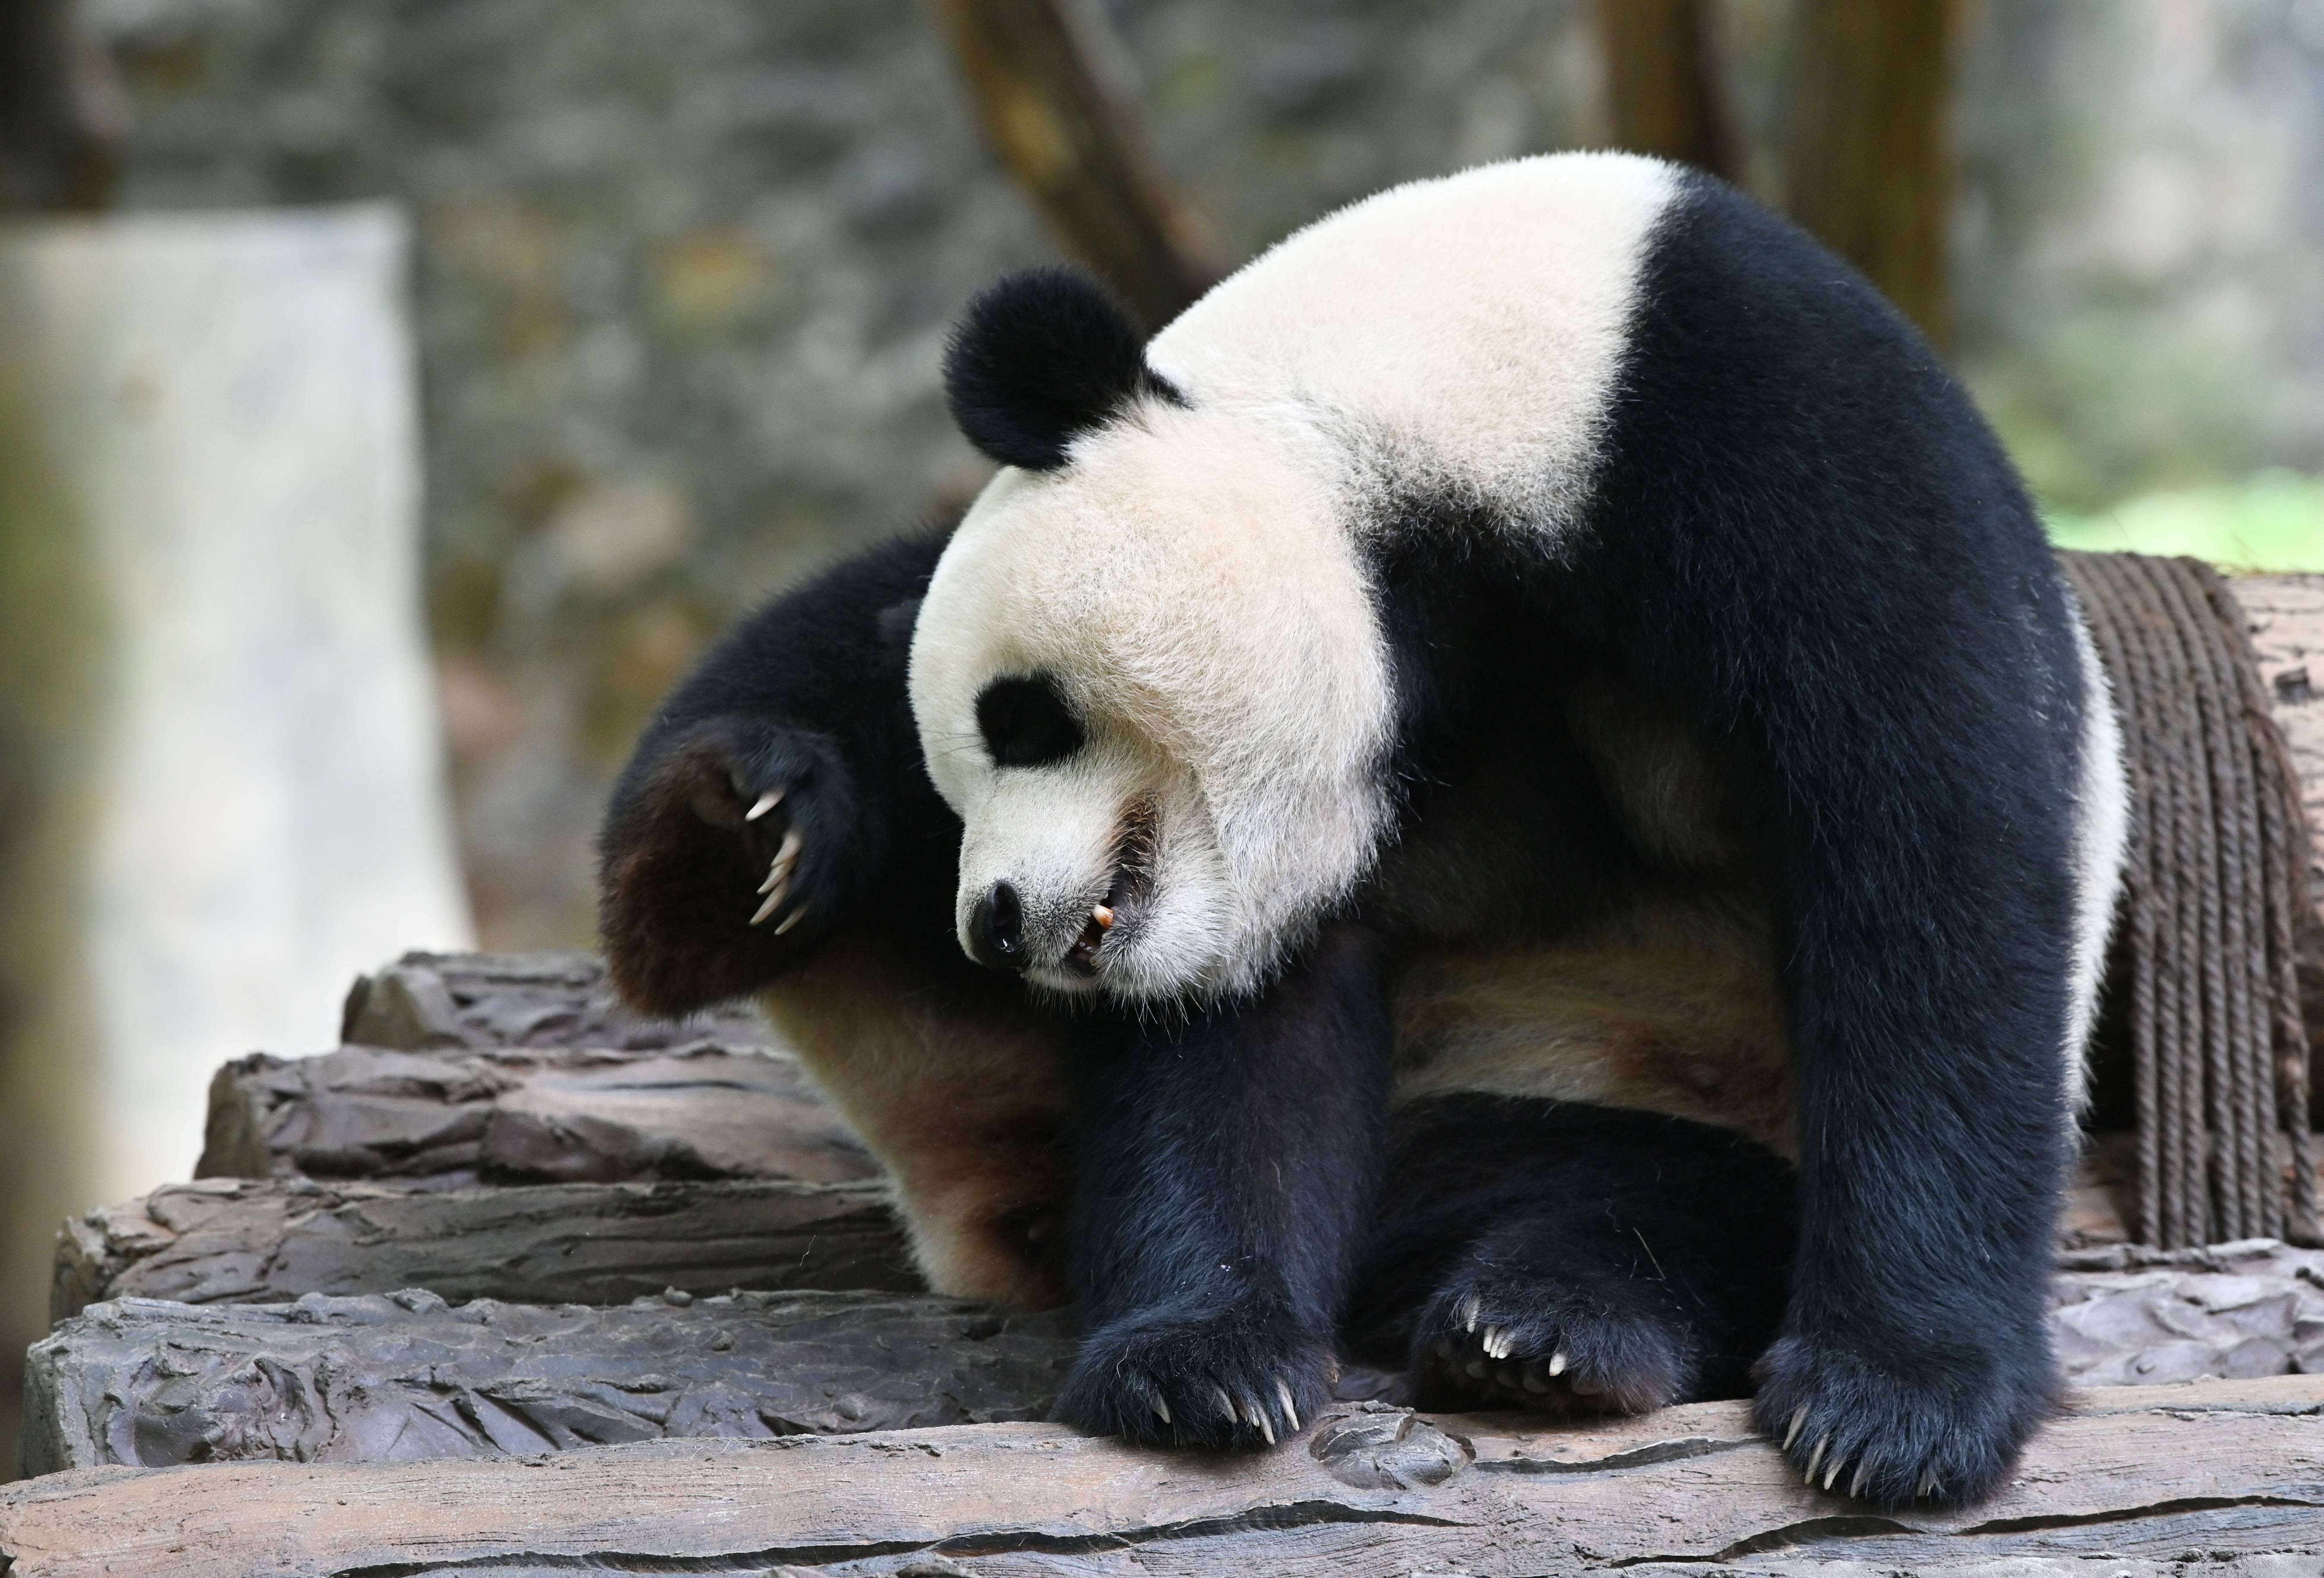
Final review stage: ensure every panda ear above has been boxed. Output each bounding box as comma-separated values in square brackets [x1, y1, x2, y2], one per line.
[943, 265, 1184, 471]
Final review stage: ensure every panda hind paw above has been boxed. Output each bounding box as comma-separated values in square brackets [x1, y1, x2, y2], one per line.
[1409, 1272, 1692, 1418]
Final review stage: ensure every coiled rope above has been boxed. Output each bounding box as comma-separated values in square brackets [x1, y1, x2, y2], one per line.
[2061, 552, 2318, 1248]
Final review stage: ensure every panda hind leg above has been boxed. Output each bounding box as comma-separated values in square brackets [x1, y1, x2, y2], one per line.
[1355, 1095, 1797, 1417]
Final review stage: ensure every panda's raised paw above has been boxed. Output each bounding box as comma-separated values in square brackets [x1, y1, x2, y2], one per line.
[1411, 1270, 1693, 1418]
[1750, 1327, 2056, 1509]
[1052, 1303, 1333, 1452]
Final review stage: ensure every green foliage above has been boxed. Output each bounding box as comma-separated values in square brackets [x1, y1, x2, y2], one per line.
[2044, 470, 2324, 573]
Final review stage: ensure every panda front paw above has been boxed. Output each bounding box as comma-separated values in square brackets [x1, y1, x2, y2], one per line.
[599, 716, 857, 1014]
[1053, 1302, 1334, 1452]
[1752, 1327, 2057, 1508]
[1410, 1268, 1693, 1417]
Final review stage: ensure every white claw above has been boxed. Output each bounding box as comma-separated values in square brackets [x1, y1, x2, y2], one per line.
[772, 906, 806, 935]
[1458, 1295, 1480, 1333]
[1823, 1455, 1844, 1492]
[1275, 1379, 1299, 1432]
[746, 789, 783, 821]
[1152, 1395, 1171, 1425]
[1252, 1401, 1275, 1446]
[756, 862, 786, 896]
[1783, 1407, 1806, 1451]
[1546, 1351, 1567, 1377]
[749, 889, 784, 926]
[1803, 1435, 1829, 1487]
[1482, 1326, 1504, 1359]
[1213, 1387, 1236, 1423]
[775, 827, 802, 865]
[1848, 1462, 1870, 1500]
[1917, 1470, 1939, 1499]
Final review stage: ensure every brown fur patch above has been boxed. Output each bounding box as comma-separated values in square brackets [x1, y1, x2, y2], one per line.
[1392, 890, 1795, 1155]
[758, 953, 1072, 1307]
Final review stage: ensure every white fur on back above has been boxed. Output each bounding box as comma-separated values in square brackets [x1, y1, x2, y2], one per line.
[913, 154, 1685, 1000]
[1147, 153, 1682, 537]
[2064, 595, 2131, 1108]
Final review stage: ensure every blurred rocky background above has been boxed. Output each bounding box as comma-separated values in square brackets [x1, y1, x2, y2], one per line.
[54, 0, 2324, 950]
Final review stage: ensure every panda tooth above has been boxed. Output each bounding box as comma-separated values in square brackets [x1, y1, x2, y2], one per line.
[1091, 904, 1114, 930]
[745, 789, 783, 821]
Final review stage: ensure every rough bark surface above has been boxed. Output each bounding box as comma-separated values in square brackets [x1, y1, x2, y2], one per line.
[51, 1176, 918, 1324]
[196, 1039, 876, 1189]
[25, 1244, 2324, 1477]
[22, 1289, 1072, 1476]
[334, 949, 774, 1054]
[3, 1376, 2319, 1578]
[2238, 573, 2324, 1095]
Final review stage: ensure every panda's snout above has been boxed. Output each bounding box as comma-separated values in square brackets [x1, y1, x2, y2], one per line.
[966, 880, 1025, 972]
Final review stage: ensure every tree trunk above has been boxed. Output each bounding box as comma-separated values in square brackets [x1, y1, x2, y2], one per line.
[931, 0, 1217, 330]
[1593, 0, 1737, 180]
[5, 1374, 2320, 1577]
[1786, 0, 1960, 351]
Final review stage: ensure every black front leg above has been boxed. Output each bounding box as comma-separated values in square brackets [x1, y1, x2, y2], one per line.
[1053, 924, 1395, 1450]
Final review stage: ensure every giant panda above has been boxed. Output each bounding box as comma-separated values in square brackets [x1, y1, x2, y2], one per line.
[905, 152, 2128, 1505]
[599, 521, 1798, 1414]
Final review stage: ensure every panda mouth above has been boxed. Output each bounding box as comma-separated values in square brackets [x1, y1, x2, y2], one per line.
[1062, 798, 1158, 976]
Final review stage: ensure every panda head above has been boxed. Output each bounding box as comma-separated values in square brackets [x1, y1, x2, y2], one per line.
[910, 267, 1395, 1004]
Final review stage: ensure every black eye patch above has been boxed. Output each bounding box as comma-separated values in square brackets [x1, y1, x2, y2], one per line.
[976, 675, 1085, 768]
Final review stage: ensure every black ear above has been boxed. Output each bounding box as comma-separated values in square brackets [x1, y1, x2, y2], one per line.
[943, 265, 1184, 471]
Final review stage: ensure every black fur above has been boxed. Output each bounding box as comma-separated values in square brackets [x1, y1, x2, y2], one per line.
[1054, 922, 1397, 1448]
[597, 527, 983, 1015]
[1563, 175, 2082, 1505]
[974, 171, 2089, 1505]
[600, 529, 1801, 1449]
[943, 266, 1184, 471]
[1348, 1095, 1796, 1415]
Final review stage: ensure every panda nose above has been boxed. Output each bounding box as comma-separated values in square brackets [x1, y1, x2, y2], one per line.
[967, 881, 1025, 972]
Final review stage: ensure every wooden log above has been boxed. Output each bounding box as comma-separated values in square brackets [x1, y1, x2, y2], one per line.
[196, 1039, 876, 1189]
[22, 1289, 1073, 1476]
[3, 1375, 2319, 1577]
[50, 1176, 918, 1325]
[2237, 574, 2324, 1097]
[27, 1243, 2324, 1478]
[335, 948, 773, 1054]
